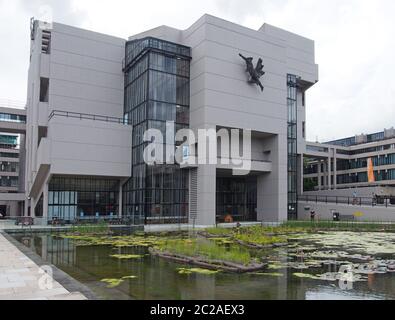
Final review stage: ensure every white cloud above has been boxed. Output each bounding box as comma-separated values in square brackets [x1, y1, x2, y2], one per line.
[0, 0, 394, 141]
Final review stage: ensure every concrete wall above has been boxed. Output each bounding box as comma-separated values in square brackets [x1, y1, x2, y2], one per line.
[47, 116, 132, 177]
[48, 22, 125, 117]
[25, 21, 129, 218]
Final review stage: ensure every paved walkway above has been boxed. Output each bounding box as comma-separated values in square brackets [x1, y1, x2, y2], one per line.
[0, 233, 86, 300]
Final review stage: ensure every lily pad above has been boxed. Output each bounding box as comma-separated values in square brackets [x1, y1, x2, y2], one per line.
[177, 268, 220, 275]
[252, 272, 283, 277]
[293, 273, 319, 279]
[101, 278, 124, 288]
[122, 275, 138, 280]
[110, 254, 145, 259]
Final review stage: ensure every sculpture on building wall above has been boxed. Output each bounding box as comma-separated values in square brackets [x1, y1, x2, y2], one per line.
[239, 53, 265, 91]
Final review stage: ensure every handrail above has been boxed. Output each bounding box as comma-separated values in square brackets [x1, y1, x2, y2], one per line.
[216, 156, 272, 164]
[48, 110, 132, 125]
[298, 194, 395, 208]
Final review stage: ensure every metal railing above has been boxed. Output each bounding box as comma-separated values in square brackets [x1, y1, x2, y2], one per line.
[48, 110, 132, 125]
[0, 144, 20, 150]
[298, 194, 395, 208]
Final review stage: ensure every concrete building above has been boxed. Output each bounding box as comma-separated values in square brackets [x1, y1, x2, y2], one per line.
[0, 103, 26, 217]
[299, 129, 395, 221]
[25, 15, 318, 225]
[303, 128, 395, 192]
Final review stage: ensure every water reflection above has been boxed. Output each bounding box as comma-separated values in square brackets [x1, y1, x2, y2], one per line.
[12, 233, 395, 300]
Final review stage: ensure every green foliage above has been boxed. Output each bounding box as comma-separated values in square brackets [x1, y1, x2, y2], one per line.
[110, 254, 145, 259]
[205, 227, 233, 236]
[70, 221, 110, 235]
[205, 225, 303, 247]
[177, 267, 220, 275]
[157, 238, 252, 265]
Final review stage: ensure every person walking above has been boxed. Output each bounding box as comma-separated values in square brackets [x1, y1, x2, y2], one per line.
[310, 209, 316, 222]
[352, 191, 358, 205]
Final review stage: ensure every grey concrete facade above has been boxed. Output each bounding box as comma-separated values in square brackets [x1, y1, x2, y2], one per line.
[304, 129, 395, 191]
[0, 105, 26, 217]
[25, 15, 318, 225]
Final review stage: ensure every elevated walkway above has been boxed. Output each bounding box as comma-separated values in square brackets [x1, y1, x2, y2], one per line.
[0, 105, 26, 134]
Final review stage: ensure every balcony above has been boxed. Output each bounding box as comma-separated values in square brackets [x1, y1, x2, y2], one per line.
[180, 156, 272, 173]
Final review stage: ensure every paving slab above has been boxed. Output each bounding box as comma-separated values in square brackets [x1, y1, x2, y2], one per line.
[0, 233, 87, 300]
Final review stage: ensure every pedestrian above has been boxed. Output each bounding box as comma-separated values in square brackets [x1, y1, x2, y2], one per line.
[310, 210, 316, 222]
[352, 191, 358, 205]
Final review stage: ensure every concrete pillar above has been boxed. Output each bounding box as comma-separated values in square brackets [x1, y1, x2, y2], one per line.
[297, 155, 304, 195]
[196, 164, 216, 225]
[257, 134, 287, 222]
[317, 160, 322, 190]
[194, 124, 217, 226]
[333, 149, 337, 190]
[118, 182, 123, 217]
[327, 155, 332, 190]
[43, 182, 49, 222]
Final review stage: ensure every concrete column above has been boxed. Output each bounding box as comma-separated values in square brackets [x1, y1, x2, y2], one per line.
[194, 123, 218, 226]
[257, 134, 287, 222]
[297, 154, 304, 195]
[43, 182, 49, 222]
[333, 149, 337, 190]
[118, 182, 123, 217]
[196, 164, 216, 226]
[327, 155, 332, 190]
[317, 160, 322, 190]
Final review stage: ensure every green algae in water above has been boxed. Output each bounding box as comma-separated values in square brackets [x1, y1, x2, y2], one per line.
[293, 273, 319, 280]
[177, 268, 220, 275]
[110, 254, 145, 259]
[267, 263, 287, 270]
[101, 278, 124, 288]
[252, 272, 284, 277]
[122, 275, 138, 280]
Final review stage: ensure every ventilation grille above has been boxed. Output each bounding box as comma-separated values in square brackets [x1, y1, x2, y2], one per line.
[42, 30, 51, 54]
[189, 168, 198, 221]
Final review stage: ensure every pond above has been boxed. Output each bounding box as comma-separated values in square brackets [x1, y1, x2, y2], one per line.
[11, 231, 395, 300]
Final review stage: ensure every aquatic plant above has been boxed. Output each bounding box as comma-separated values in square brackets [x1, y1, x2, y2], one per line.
[100, 278, 124, 288]
[293, 273, 318, 279]
[156, 238, 252, 265]
[205, 227, 233, 236]
[177, 268, 220, 275]
[251, 272, 283, 277]
[110, 254, 145, 259]
[70, 221, 110, 235]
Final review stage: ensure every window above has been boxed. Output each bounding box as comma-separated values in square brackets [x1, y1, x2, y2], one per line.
[48, 176, 120, 221]
[123, 37, 191, 225]
[39, 77, 49, 102]
[302, 121, 306, 139]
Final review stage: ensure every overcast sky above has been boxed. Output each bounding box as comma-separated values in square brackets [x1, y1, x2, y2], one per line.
[0, 0, 394, 142]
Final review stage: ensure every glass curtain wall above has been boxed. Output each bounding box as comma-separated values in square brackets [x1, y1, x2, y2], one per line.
[216, 177, 257, 222]
[48, 176, 119, 222]
[287, 75, 298, 220]
[122, 37, 191, 225]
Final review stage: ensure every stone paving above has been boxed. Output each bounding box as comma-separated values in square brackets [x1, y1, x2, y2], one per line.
[0, 233, 86, 300]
